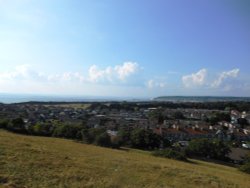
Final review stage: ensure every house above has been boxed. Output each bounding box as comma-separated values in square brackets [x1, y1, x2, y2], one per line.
[154, 127, 187, 141]
[233, 129, 250, 141]
[183, 128, 213, 140]
[107, 130, 118, 137]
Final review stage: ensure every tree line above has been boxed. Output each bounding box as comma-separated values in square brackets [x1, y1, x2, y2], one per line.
[0, 118, 168, 150]
[0, 117, 249, 174]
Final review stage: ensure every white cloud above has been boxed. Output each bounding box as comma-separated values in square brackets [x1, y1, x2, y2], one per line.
[88, 65, 112, 82]
[87, 62, 139, 83]
[211, 69, 240, 88]
[0, 62, 140, 85]
[48, 72, 85, 82]
[114, 62, 139, 81]
[181, 68, 241, 92]
[0, 63, 145, 97]
[0, 64, 85, 84]
[0, 64, 46, 81]
[147, 79, 166, 89]
[182, 69, 207, 88]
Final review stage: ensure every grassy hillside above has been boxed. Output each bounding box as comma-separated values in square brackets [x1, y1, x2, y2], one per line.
[0, 130, 249, 188]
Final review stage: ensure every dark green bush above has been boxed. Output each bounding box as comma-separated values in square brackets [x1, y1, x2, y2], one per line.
[95, 132, 111, 147]
[32, 122, 53, 136]
[152, 149, 187, 161]
[239, 162, 250, 174]
[239, 155, 250, 174]
[7, 118, 26, 133]
[52, 124, 83, 139]
[0, 119, 9, 129]
[185, 139, 231, 161]
[130, 128, 162, 150]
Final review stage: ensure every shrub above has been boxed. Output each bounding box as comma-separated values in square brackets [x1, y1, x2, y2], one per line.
[130, 128, 162, 150]
[239, 156, 250, 174]
[87, 128, 106, 143]
[117, 128, 131, 146]
[53, 124, 82, 139]
[173, 111, 185, 119]
[81, 127, 114, 148]
[152, 149, 187, 161]
[185, 139, 230, 161]
[240, 163, 250, 174]
[95, 132, 111, 147]
[32, 123, 53, 136]
[0, 119, 9, 129]
[7, 118, 26, 133]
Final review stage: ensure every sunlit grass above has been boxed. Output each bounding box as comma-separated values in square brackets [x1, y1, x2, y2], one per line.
[0, 130, 249, 188]
[44, 103, 91, 109]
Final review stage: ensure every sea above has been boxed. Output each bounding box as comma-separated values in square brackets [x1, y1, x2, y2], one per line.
[154, 96, 250, 103]
[0, 93, 148, 104]
[0, 94, 250, 104]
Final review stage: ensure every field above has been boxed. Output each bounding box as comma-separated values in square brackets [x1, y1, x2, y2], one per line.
[0, 130, 249, 188]
[43, 103, 91, 109]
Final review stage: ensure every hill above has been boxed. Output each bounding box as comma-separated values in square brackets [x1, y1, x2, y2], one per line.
[154, 96, 250, 102]
[0, 130, 249, 188]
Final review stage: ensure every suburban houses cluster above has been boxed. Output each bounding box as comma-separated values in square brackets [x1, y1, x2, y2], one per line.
[0, 102, 250, 143]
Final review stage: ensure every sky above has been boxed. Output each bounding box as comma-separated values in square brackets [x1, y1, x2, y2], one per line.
[0, 0, 250, 98]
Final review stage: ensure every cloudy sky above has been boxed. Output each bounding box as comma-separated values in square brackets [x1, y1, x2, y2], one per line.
[0, 0, 249, 97]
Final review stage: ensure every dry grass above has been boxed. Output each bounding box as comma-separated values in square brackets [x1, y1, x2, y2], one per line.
[43, 103, 91, 109]
[0, 130, 249, 188]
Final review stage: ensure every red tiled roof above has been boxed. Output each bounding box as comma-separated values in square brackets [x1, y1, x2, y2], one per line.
[154, 128, 185, 135]
[183, 128, 209, 135]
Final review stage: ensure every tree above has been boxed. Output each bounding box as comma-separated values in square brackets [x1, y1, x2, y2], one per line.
[81, 128, 92, 143]
[53, 124, 82, 139]
[209, 112, 231, 125]
[32, 122, 53, 136]
[209, 116, 220, 125]
[173, 111, 185, 120]
[81, 127, 112, 146]
[117, 128, 131, 146]
[186, 138, 213, 158]
[95, 132, 111, 147]
[88, 128, 106, 143]
[144, 130, 162, 149]
[162, 137, 171, 148]
[186, 139, 231, 161]
[211, 140, 231, 160]
[130, 128, 162, 150]
[0, 119, 9, 129]
[148, 109, 164, 124]
[239, 155, 250, 174]
[130, 129, 146, 149]
[237, 118, 248, 128]
[8, 118, 26, 133]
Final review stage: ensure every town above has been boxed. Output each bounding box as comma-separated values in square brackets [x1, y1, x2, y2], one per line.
[1, 100, 250, 177]
[1, 101, 250, 144]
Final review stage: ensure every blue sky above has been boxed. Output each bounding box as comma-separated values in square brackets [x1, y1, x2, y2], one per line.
[0, 0, 249, 97]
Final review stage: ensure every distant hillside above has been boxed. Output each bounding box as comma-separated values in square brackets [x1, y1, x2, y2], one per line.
[0, 130, 249, 188]
[154, 96, 250, 102]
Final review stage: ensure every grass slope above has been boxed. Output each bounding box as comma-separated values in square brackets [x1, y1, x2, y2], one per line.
[0, 130, 249, 188]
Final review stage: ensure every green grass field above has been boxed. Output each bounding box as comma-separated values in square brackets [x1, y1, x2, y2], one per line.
[0, 130, 249, 188]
